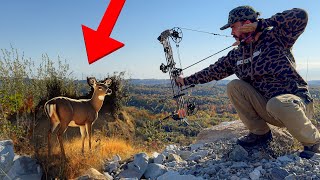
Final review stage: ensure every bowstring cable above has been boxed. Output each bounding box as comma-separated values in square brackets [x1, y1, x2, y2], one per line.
[175, 43, 186, 111]
[182, 45, 234, 71]
[181, 33, 255, 71]
[180, 27, 232, 38]
[174, 27, 233, 71]
[176, 44, 183, 74]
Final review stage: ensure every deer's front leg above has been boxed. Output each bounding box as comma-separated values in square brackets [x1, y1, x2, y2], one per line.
[80, 126, 87, 154]
[86, 123, 92, 151]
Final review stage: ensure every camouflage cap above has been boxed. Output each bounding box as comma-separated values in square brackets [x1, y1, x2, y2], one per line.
[220, 6, 260, 30]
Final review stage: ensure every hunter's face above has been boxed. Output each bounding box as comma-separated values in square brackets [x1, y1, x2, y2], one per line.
[230, 21, 247, 41]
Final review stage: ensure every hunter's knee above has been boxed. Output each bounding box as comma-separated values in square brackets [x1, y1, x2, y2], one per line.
[266, 96, 284, 117]
[227, 79, 242, 95]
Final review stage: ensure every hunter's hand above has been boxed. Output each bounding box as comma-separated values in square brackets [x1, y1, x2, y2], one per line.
[238, 22, 258, 33]
[175, 75, 185, 87]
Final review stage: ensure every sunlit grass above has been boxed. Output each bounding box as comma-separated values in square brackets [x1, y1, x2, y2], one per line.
[40, 134, 145, 179]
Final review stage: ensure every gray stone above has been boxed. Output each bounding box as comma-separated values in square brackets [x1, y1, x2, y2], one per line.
[0, 140, 15, 173]
[284, 174, 296, 180]
[157, 171, 204, 180]
[143, 163, 167, 179]
[166, 161, 177, 167]
[270, 167, 290, 180]
[4, 155, 42, 180]
[252, 151, 263, 159]
[249, 169, 260, 180]
[154, 154, 166, 164]
[190, 143, 204, 151]
[196, 121, 248, 144]
[133, 153, 148, 170]
[229, 145, 248, 161]
[118, 153, 148, 179]
[188, 150, 209, 161]
[230, 162, 249, 169]
[277, 156, 293, 163]
[118, 169, 141, 179]
[105, 161, 119, 173]
[311, 153, 320, 160]
[168, 153, 183, 162]
[178, 150, 192, 160]
[152, 152, 160, 158]
[230, 175, 240, 180]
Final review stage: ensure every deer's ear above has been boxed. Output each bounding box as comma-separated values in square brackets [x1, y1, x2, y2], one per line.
[103, 78, 112, 86]
[87, 77, 97, 87]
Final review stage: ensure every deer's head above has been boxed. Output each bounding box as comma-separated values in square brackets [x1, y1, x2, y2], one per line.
[87, 77, 112, 100]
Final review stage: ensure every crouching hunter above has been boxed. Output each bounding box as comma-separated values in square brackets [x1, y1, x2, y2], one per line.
[176, 6, 320, 159]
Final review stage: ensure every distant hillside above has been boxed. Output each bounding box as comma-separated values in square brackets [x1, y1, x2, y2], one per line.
[77, 78, 320, 87]
[309, 80, 320, 86]
[127, 79, 230, 86]
[128, 79, 169, 85]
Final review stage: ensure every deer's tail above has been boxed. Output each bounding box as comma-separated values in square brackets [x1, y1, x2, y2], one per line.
[44, 102, 50, 119]
[44, 101, 55, 120]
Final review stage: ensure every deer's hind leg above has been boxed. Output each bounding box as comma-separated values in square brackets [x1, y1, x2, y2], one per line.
[48, 130, 51, 158]
[47, 104, 60, 158]
[56, 123, 68, 160]
[55, 102, 73, 159]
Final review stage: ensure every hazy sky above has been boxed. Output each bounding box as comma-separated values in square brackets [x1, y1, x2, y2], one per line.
[1, 0, 320, 80]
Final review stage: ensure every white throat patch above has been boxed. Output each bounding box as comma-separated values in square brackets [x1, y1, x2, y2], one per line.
[98, 95, 105, 100]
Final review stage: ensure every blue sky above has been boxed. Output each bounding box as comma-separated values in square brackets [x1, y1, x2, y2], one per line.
[1, 0, 320, 80]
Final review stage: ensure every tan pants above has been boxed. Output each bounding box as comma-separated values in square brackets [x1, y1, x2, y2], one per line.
[227, 79, 320, 146]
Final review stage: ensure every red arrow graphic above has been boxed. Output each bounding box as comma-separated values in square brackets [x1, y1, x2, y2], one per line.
[82, 0, 126, 64]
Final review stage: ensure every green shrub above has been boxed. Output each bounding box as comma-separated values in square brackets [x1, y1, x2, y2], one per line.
[0, 47, 83, 144]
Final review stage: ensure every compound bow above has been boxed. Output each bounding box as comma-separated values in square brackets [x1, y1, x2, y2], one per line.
[157, 27, 197, 125]
[157, 27, 237, 125]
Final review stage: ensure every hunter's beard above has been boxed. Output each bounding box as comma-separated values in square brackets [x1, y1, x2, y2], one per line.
[233, 32, 251, 43]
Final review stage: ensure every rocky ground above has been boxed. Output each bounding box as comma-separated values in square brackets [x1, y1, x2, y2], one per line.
[0, 140, 42, 180]
[97, 121, 320, 180]
[2, 120, 320, 179]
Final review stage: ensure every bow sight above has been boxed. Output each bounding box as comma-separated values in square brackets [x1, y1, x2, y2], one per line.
[158, 27, 197, 125]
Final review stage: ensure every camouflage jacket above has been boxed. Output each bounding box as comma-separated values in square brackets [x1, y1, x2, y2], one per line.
[184, 8, 312, 101]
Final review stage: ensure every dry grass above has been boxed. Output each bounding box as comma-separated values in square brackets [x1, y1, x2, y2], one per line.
[37, 134, 145, 179]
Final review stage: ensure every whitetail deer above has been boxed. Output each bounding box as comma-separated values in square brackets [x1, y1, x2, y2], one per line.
[45, 77, 112, 159]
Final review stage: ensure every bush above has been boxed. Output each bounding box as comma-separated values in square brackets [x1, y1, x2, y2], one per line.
[104, 72, 129, 118]
[0, 47, 83, 144]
